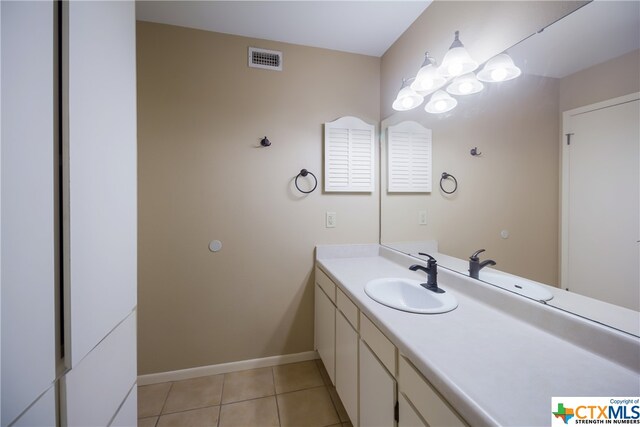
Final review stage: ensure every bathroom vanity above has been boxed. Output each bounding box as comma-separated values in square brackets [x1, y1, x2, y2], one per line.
[314, 244, 640, 426]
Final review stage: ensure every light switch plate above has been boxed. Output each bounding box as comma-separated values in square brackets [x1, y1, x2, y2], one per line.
[326, 211, 336, 228]
[418, 210, 427, 225]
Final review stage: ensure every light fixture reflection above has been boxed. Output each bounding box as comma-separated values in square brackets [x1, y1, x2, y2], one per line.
[438, 31, 478, 79]
[425, 90, 457, 114]
[392, 78, 424, 111]
[446, 72, 484, 96]
[477, 53, 522, 82]
[411, 52, 446, 94]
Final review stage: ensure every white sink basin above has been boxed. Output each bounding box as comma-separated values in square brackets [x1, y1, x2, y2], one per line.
[478, 271, 554, 301]
[364, 278, 458, 314]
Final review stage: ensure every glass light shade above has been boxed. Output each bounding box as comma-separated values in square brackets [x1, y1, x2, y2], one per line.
[438, 32, 478, 79]
[425, 90, 458, 114]
[392, 82, 424, 111]
[477, 53, 522, 82]
[438, 46, 478, 78]
[446, 72, 484, 95]
[410, 53, 446, 94]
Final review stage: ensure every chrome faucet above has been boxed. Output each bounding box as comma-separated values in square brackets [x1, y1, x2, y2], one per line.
[468, 249, 496, 279]
[409, 253, 444, 293]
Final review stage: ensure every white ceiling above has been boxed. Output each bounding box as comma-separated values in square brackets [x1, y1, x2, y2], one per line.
[135, 1, 432, 57]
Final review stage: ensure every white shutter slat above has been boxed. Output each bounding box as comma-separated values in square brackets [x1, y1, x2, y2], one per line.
[324, 116, 375, 192]
[387, 121, 432, 193]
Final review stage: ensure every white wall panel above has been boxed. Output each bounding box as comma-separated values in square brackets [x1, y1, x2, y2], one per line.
[66, 0, 137, 366]
[110, 386, 137, 427]
[12, 386, 57, 427]
[0, 2, 56, 425]
[1, 1, 3, 423]
[63, 311, 137, 427]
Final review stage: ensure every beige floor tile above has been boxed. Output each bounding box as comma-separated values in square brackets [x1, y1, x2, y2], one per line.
[219, 396, 279, 427]
[221, 367, 275, 404]
[273, 361, 324, 394]
[162, 375, 224, 414]
[277, 386, 340, 427]
[315, 359, 333, 386]
[138, 383, 172, 418]
[137, 416, 158, 427]
[328, 386, 349, 423]
[156, 406, 219, 427]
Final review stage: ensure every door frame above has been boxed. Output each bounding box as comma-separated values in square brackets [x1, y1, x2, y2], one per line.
[560, 91, 640, 289]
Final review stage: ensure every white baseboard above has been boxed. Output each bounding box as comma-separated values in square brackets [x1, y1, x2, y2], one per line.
[137, 351, 319, 386]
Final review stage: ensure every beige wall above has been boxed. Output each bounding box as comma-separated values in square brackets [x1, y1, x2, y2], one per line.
[559, 49, 640, 112]
[381, 75, 561, 285]
[137, 22, 380, 374]
[380, 1, 586, 119]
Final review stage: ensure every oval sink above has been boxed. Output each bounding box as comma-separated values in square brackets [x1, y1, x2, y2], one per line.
[364, 278, 458, 314]
[478, 271, 554, 301]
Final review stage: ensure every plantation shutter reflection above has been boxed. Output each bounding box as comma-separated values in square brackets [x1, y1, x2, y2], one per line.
[387, 121, 432, 193]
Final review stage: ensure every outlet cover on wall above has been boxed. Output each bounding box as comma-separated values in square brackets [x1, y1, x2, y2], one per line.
[418, 210, 427, 225]
[326, 212, 337, 228]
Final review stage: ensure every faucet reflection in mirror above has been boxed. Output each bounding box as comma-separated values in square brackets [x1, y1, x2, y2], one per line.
[392, 30, 522, 114]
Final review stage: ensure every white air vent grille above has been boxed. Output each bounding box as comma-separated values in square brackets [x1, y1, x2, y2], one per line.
[248, 47, 283, 71]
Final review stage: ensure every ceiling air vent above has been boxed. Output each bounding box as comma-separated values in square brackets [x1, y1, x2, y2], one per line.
[248, 47, 283, 71]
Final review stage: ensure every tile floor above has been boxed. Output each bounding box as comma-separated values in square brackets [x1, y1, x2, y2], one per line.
[138, 359, 353, 427]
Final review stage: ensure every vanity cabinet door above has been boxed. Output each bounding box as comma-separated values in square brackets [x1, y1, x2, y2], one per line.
[398, 393, 427, 427]
[359, 340, 396, 427]
[315, 284, 336, 384]
[399, 356, 466, 427]
[336, 311, 359, 426]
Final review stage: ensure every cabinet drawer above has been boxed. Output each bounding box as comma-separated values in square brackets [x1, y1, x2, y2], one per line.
[315, 267, 336, 304]
[336, 288, 358, 330]
[359, 313, 397, 376]
[399, 356, 466, 427]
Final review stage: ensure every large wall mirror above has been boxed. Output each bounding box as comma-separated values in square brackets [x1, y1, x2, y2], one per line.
[380, 1, 639, 336]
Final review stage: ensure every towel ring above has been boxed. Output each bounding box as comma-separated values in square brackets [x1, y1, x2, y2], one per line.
[295, 169, 317, 194]
[440, 172, 458, 194]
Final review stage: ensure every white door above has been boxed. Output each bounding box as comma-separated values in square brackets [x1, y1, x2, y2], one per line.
[62, 1, 138, 425]
[1, 2, 57, 425]
[562, 94, 640, 310]
[65, 0, 137, 367]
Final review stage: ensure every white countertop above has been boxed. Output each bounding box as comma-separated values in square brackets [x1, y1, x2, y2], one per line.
[316, 244, 640, 426]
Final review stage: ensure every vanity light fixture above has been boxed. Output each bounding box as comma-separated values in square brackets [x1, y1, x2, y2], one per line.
[446, 72, 484, 96]
[392, 78, 424, 111]
[410, 52, 446, 94]
[438, 31, 478, 79]
[477, 53, 522, 82]
[425, 90, 457, 114]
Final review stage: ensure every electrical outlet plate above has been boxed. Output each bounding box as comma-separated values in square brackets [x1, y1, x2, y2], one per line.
[326, 211, 336, 228]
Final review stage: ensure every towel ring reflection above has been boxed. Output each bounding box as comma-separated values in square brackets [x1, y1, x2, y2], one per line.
[440, 172, 458, 194]
[295, 169, 317, 194]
